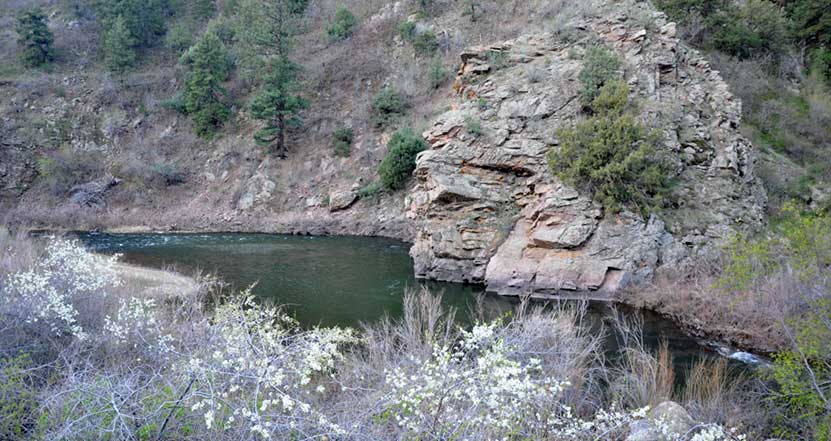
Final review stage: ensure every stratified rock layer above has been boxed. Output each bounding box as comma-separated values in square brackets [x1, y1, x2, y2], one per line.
[407, 0, 765, 298]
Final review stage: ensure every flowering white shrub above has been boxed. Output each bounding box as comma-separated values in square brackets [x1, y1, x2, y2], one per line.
[2, 239, 121, 339]
[104, 297, 175, 355]
[383, 319, 660, 440]
[39, 239, 121, 296]
[4, 269, 86, 338]
[688, 424, 747, 441]
[186, 293, 359, 439]
[385, 320, 565, 437]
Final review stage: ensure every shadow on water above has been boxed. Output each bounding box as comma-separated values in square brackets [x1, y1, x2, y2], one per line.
[73, 232, 747, 377]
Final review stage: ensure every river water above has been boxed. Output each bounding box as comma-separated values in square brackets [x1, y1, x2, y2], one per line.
[73, 232, 739, 370]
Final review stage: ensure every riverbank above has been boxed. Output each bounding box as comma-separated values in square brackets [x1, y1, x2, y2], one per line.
[3, 194, 415, 241]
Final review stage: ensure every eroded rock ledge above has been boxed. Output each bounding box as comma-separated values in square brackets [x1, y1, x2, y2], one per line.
[407, 0, 765, 298]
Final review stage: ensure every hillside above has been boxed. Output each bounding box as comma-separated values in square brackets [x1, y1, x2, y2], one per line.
[3, 0, 831, 439]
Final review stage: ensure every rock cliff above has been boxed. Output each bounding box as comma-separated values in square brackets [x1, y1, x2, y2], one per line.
[407, 0, 766, 298]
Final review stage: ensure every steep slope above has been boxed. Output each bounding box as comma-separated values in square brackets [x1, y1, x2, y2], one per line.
[407, 0, 766, 297]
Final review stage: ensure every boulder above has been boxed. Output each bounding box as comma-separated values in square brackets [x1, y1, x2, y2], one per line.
[329, 190, 358, 212]
[625, 401, 694, 441]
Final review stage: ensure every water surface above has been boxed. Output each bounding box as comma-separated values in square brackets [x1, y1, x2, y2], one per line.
[74, 232, 729, 369]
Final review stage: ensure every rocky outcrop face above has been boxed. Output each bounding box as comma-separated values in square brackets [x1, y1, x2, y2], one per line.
[69, 175, 120, 208]
[407, 0, 765, 297]
[0, 128, 36, 205]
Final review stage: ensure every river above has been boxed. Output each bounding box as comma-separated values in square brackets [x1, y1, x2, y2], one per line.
[73, 232, 747, 371]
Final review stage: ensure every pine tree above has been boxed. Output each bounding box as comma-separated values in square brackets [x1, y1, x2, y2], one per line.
[15, 8, 54, 67]
[94, 0, 167, 48]
[237, 0, 309, 158]
[103, 15, 137, 74]
[181, 31, 232, 137]
[193, 0, 217, 20]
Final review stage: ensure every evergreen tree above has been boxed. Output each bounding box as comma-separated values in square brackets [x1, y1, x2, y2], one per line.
[181, 31, 232, 137]
[15, 8, 54, 68]
[193, 0, 217, 21]
[237, 0, 308, 158]
[94, 0, 167, 48]
[787, 0, 831, 46]
[103, 15, 137, 74]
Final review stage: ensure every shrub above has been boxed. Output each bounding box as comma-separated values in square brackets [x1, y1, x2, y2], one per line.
[705, 0, 790, 60]
[412, 30, 439, 55]
[426, 57, 449, 89]
[356, 180, 384, 198]
[465, 116, 482, 136]
[165, 21, 195, 53]
[578, 46, 621, 109]
[152, 162, 186, 186]
[192, 0, 216, 20]
[526, 66, 545, 83]
[15, 8, 54, 68]
[371, 87, 408, 129]
[398, 21, 439, 55]
[0, 354, 37, 439]
[327, 5, 357, 41]
[487, 49, 508, 70]
[378, 128, 427, 191]
[811, 47, 831, 85]
[397, 21, 417, 41]
[36, 149, 97, 196]
[331, 126, 354, 157]
[547, 81, 673, 215]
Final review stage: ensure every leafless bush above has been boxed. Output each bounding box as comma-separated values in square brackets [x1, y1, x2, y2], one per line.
[0, 227, 41, 275]
[683, 359, 749, 425]
[624, 256, 794, 352]
[609, 311, 675, 408]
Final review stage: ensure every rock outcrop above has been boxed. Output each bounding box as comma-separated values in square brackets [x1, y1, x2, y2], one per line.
[407, 0, 765, 298]
[69, 175, 120, 208]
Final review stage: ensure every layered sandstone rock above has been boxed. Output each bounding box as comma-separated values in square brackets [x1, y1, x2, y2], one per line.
[407, 0, 765, 298]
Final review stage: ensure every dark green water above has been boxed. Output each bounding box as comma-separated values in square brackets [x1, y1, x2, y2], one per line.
[73, 232, 739, 368]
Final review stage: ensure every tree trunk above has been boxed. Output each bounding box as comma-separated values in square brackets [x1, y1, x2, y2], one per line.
[276, 114, 287, 159]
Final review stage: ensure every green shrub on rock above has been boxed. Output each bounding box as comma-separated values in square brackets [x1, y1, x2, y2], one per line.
[427, 57, 449, 89]
[379, 128, 427, 191]
[398, 21, 417, 41]
[578, 46, 621, 110]
[547, 81, 673, 215]
[372, 87, 408, 129]
[398, 21, 439, 55]
[331, 126, 354, 157]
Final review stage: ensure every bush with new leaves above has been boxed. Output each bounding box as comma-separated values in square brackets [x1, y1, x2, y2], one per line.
[378, 128, 427, 191]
